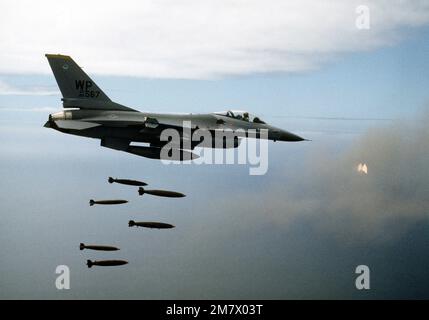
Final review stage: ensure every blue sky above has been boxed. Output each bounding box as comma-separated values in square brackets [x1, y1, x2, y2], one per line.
[2, 26, 429, 128]
[1, 1, 429, 299]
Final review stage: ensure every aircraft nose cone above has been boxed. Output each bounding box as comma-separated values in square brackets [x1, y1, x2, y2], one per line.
[280, 130, 305, 142]
[270, 129, 305, 142]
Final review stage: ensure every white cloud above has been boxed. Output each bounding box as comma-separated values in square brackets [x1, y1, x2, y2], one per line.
[1, 0, 429, 79]
[0, 80, 59, 96]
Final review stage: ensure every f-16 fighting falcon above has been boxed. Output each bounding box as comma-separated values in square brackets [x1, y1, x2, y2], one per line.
[44, 54, 305, 160]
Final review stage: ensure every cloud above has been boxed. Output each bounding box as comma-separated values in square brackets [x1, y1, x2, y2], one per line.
[0, 0, 429, 79]
[225, 109, 429, 243]
[0, 80, 59, 96]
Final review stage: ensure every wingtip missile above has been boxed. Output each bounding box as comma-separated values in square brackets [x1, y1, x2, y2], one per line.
[138, 187, 185, 198]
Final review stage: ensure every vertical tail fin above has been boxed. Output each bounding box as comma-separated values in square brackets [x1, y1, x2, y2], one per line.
[45, 54, 137, 111]
[45, 54, 110, 101]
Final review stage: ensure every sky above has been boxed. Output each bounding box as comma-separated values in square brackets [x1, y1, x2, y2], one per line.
[1, 0, 429, 299]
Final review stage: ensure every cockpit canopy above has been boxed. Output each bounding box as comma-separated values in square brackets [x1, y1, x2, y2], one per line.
[214, 110, 266, 124]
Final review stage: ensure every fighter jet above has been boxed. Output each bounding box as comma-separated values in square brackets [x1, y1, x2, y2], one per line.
[43, 54, 305, 160]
